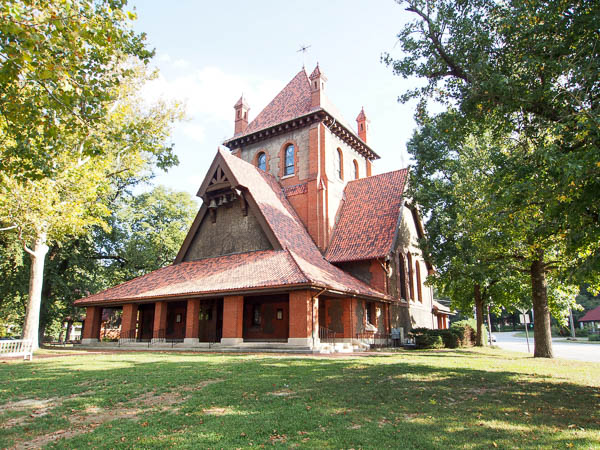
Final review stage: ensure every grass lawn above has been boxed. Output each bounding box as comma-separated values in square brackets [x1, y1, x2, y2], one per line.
[1, 348, 599, 449]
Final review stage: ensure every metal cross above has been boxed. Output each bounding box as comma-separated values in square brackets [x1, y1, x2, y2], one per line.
[297, 44, 311, 68]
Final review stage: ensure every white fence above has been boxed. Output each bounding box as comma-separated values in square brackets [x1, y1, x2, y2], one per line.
[0, 339, 33, 360]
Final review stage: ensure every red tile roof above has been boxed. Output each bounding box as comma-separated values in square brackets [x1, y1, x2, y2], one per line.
[74, 250, 307, 306]
[239, 69, 314, 136]
[580, 305, 600, 322]
[220, 150, 388, 299]
[75, 150, 389, 306]
[325, 169, 409, 263]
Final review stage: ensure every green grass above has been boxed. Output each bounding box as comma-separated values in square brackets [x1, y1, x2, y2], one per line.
[1, 348, 599, 449]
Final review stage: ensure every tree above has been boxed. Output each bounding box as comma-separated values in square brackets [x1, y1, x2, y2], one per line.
[0, 0, 154, 180]
[0, 56, 183, 348]
[386, 0, 600, 357]
[408, 109, 533, 345]
[0, 186, 197, 340]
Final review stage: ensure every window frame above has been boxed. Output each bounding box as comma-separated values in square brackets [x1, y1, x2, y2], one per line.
[284, 144, 295, 176]
[257, 152, 267, 171]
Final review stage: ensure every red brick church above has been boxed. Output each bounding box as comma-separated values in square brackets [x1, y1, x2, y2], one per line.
[74, 65, 450, 352]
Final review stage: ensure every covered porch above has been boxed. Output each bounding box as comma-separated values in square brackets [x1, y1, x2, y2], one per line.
[80, 290, 394, 351]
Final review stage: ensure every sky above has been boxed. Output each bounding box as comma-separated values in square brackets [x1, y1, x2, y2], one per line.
[128, 0, 420, 200]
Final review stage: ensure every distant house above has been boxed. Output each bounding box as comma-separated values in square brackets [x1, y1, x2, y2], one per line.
[580, 306, 600, 332]
[74, 65, 449, 351]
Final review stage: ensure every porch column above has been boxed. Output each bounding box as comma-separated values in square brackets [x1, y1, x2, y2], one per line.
[120, 303, 138, 343]
[221, 295, 243, 345]
[81, 306, 102, 345]
[184, 299, 201, 345]
[383, 303, 390, 333]
[289, 290, 317, 347]
[342, 299, 353, 339]
[152, 301, 168, 343]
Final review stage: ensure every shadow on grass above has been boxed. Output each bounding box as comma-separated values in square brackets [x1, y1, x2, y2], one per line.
[0, 350, 598, 449]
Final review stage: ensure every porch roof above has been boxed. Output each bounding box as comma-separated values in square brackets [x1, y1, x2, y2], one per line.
[580, 305, 600, 322]
[74, 248, 389, 307]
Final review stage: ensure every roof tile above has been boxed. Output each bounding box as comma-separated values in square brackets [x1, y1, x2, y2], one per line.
[325, 169, 409, 263]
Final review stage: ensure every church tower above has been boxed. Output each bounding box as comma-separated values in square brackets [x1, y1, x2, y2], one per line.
[223, 65, 379, 251]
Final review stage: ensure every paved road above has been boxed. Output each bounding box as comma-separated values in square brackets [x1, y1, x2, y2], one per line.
[493, 331, 600, 363]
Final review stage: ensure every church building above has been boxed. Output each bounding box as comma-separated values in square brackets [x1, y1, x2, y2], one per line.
[74, 65, 450, 352]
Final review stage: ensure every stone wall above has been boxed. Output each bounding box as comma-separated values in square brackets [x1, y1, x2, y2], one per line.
[183, 199, 272, 261]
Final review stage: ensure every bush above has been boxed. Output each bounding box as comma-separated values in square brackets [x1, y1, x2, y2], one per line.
[589, 334, 600, 342]
[451, 319, 485, 346]
[575, 328, 588, 337]
[415, 333, 444, 349]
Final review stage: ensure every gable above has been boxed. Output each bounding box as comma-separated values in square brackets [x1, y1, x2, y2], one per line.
[325, 169, 409, 263]
[182, 200, 273, 262]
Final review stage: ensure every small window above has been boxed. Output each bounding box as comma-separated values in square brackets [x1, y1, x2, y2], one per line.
[336, 148, 343, 180]
[257, 152, 266, 171]
[284, 144, 295, 176]
[253, 305, 261, 326]
[353, 160, 359, 180]
[276, 309, 283, 320]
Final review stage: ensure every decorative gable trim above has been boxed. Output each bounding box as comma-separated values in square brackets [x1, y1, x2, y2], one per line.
[175, 151, 283, 264]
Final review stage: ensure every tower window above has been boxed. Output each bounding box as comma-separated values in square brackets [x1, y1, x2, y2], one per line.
[353, 159, 359, 180]
[284, 144, 295, 176]
[335, 148, 343, 180]
[257, 152, 266, 171]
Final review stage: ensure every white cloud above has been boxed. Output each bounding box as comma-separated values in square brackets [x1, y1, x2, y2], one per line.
[178, 123, 205, 143]
[140, 64, 283, 124]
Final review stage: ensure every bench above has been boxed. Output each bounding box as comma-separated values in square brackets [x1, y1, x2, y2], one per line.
[0, 339, 33, 361]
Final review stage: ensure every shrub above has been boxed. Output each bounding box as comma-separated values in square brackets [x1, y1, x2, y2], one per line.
[589, 334, 600, 342]
[451, 319, 484, 346]
[415, 333, 444, 349]
[575, 329, 589, 337]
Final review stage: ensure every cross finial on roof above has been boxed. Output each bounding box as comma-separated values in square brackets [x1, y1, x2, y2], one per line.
[297, 44, 311, 68]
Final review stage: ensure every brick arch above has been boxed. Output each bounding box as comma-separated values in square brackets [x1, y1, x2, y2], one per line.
[336, 147, 344, 180]
[252, 149, 270, 172]
[279, 139, 300, 180]
[353, 159, 359, 180]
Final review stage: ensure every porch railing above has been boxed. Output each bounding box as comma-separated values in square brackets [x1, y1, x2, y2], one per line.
[355, 332, 395, 348]
[319, 326, 340, 343]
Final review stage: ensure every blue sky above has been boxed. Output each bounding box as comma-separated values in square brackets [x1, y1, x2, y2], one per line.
[129, 0, 419, 200]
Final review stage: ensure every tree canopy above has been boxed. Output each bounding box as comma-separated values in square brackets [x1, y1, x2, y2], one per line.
[387, 0, 599, 357]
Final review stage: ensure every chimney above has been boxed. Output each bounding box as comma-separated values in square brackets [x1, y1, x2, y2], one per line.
[309, 63, 327, 108]
[356, 107, 369, 143]
[233, 95, 250, 135]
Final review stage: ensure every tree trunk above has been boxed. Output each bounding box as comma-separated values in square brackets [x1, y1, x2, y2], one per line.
[531, 254, 553, 358]
[21, 231, 49, 350]
[474, 283, 485, 346]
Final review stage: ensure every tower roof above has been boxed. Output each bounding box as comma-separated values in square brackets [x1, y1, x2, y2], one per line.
[356, 107, 367, 121]
[224, 66, 380, 160]
[234, 95, 249, 108]
[309, 63, 326, 81]
[241, 69, 313, 136]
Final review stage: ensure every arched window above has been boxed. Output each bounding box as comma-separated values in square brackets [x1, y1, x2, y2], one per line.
[257, 152, 266, 171]
[284, 144, 295, 176]
[416, 260, 423, 303]
[397, 253, 408, 301]
[353, 159, 359, 180]
[335, 148, 344, 180]
[407, 253, 415, 301]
